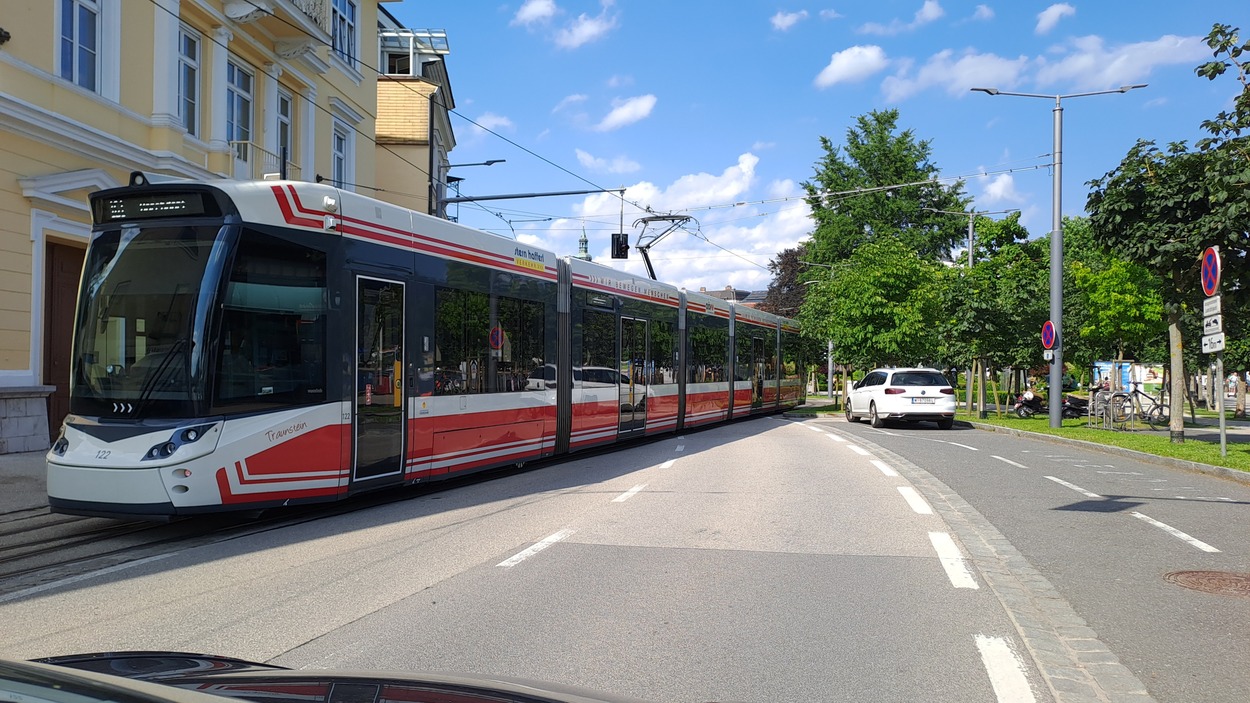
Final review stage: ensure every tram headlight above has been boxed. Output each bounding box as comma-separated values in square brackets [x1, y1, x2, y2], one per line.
[51, 426, 69, 456]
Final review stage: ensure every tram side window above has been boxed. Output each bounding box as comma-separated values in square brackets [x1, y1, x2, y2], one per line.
[782, 331, 805, 383]
[581, 310, 617, 386]
[687, 315, 728, 383]
[433, 288, 546, 394]
[649, 318, 677, 385]
[213, 231, 327, 408]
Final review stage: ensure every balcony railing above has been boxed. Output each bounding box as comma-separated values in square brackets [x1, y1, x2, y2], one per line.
[228, 141, 302, 180]
[291, 0, 329, 33]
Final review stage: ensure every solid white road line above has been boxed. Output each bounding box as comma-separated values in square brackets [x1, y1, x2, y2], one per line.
[846, 444, 871, 456]
[805, 424, 824, 432]
[929, 531, 979, 589]
[1130, 512, 1221, 553]
[975, 635, 1037, 703]
[826, 433, 846, 442]
[612, 484, 647, 503]
[940, 440, 979, 451]
[897, 486, 933, 514]
[497, 529, 575, 568]
[991, 455, 1028, 469]
[871, 459, 899, 477]
[659, 459, 676, 469]
[1044, 475, 1103, 499]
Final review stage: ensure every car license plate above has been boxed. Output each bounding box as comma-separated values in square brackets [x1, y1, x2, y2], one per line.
[912, 397, 935, 404]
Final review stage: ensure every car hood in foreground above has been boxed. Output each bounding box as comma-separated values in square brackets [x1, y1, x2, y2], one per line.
[34, 652, 655, 703]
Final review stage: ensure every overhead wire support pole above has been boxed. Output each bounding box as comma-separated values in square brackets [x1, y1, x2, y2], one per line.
[633, 214, 692, 280]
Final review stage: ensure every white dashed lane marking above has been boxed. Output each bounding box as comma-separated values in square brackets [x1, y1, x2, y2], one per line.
[991, 455, 1028, 469]
[898, 486, 934, 515]
[497, 529, 575, 568]
[976, 635, 1037, 703]
[929, 532, 979, 589]
[1131, 512, 1221, 553]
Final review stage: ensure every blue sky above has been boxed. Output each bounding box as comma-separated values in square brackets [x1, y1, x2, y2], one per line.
[387, 1, 1247, 294]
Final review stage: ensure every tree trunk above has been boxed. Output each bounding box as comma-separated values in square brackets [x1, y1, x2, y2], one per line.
[1167, 310, 1185, 442]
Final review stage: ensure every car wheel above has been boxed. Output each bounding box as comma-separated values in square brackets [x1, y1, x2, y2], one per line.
[870, 402, 885, 428]
[845, 400, 855, 422]
[936, 417, 954, 430]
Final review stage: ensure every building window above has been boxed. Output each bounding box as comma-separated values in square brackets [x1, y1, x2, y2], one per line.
[226, 60, 253, 162]
[59, 0, 100, 91]
[276, 90, 293, 162]
[385, 52, 410, 76]
[331, 0, 357, 65]
[331, 122, 350, 188]
[177, 28, 200, 137]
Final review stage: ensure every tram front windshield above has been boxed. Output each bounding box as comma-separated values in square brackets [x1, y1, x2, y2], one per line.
[71, 224, 232, 417]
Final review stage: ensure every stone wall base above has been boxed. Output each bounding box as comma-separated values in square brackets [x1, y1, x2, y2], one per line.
[0, 386, 55, 454]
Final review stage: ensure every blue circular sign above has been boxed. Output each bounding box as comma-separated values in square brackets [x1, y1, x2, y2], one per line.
[1201, 247, 1221, 297]
[1041, 320, 1056, 350]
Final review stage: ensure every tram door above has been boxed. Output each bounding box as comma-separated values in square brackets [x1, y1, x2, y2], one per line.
[354, 277, 405, 481]
[619, 317, 648, 434]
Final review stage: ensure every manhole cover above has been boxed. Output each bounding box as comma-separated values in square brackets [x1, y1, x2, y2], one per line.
[1165, 571, 1250, 598]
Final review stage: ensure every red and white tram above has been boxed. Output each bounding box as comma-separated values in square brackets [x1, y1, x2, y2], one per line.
[47, 173, 807, 519]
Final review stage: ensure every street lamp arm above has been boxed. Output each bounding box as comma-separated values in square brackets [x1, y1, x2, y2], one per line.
[969, 85, 1147, 101]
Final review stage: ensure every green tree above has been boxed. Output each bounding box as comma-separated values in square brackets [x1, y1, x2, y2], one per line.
[939, 234, 1048, 373]
[801, 109, 970, 265]
[801, 238, 942, 368]
[1061, 217, 1166, 374]
[1087, 23, 1250, 440]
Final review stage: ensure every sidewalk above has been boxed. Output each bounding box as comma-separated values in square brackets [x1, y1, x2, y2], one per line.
[0, 450, 48, 513]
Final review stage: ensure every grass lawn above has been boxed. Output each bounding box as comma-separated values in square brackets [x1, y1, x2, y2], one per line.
[957, 410, 1250, 473]
[786, 400, 1250, 473]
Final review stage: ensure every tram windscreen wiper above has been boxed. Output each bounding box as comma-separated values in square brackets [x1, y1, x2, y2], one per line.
[133, 338, 189, 414]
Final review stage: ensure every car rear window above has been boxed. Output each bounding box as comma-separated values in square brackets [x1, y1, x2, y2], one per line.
[891, 372, 948, 386]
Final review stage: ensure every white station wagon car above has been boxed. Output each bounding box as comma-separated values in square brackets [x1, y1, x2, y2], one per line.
[846, 367, 956, 429]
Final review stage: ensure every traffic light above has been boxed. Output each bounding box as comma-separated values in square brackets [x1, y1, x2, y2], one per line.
[611, 232, 629, 259]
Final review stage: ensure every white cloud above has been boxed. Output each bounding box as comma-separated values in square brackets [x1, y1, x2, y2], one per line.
[575, 148, 641, 174]
[464, 112, 515, 141]
[1035, 34, 1209, 91]
[521, 154, 813, 291]
[552, 94, 588, 113]
[819, 9, 843, 20]
[973, 4, 993, 20]
[859, 0, 945, 36]
[881, 48, 1030, 101]
[979, 173, 1024, 205]
[1035, 3, 1074, 35]
[606, 74, 633, 88]
[512, 0, 557, 26]
[771, 10, 809, 31]
[814, 45, 890, 88]
[554, 1, 619, 49]
[594, 94, 657, 131]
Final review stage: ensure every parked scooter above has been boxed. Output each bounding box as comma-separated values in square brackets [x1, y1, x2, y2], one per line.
[1014, 389, 1089, 419]
[1061, 394, 1089, 419]
[1014, 390, 1046, 418]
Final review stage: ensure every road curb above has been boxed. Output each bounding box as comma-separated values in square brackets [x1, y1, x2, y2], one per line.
[962, 420, 1250, 487]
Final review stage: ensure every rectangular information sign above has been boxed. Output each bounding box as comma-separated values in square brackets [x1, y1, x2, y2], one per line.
[1202, 332, 1226, 354]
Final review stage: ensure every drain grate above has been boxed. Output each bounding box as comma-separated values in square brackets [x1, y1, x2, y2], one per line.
[1165, 571, 1250, 598]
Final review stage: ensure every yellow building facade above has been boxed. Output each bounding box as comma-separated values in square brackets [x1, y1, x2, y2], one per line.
[0, 0, 391, 453]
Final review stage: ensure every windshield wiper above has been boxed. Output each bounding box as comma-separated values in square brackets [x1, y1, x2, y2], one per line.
[132, 338, 189, 415]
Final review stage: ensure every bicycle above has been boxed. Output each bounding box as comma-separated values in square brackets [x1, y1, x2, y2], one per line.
[1124, 387, 1170, 429]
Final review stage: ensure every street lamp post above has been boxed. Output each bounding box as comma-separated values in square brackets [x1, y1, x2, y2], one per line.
[972, 84, 1145, 428]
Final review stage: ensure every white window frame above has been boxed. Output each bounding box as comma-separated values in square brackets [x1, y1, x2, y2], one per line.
[331, 121, 352, 190]
[276, 89, 293, 163]
[177, 26, 201, 137]
[226, 59, 254, 162]
[331, 0, 358, 66]
[59, 0, 101, 92]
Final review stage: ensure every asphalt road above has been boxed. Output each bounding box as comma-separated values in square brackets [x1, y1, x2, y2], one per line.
[833, 413, 1250, 703]
[4, 414, 1241, 701]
